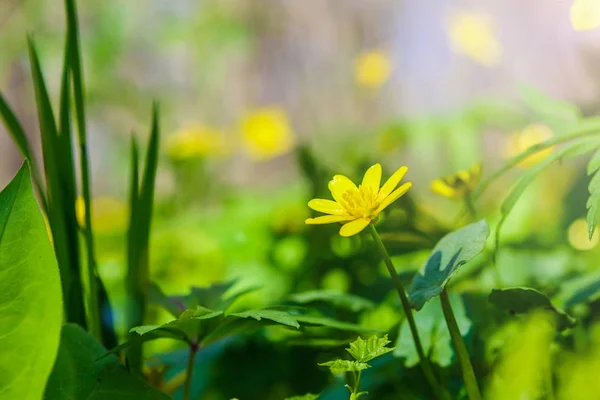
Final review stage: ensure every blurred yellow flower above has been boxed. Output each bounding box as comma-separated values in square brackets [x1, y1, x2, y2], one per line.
[354, 50, 393, 89]
[431, 163, 481, 200]
[506, 124, 553, 167]
[568, 218, 598, 250]
[240, 107, 295, 161]
[446, 11, 502, 67]
[306, 164, 412, 237]
[571, 0, 600, 31]
[166, 125, 227, 161]
[76, 196, 128, 235]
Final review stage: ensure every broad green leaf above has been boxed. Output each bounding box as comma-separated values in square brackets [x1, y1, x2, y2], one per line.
[44, 324, 169, 400]
[318, 360, 370, 375]
[489, 287, 576, 330]
[409, 220, 489, 310]
[395, 294, 471, 367]
[293, 315, 380, 333]
[285, 393, 320, 400]
[519, 85, 580, 128]
[346, 335, 395, 363]
[289, 290, 375, 312]
[0, 164, 62, 400]
[587, 148, 600, 239]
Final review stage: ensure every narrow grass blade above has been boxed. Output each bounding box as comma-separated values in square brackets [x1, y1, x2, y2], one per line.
[64, 0, 102, 341]
[126, 104, 160, 374]
[28, 36, 87, 328]
[0, 93, 47, 211]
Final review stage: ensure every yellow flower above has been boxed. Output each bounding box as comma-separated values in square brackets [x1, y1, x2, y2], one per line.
[166, 125, 227, 161]
[568, 218, 599, 250]
[446, 11, 502, 67]
[354, 50, 393, 89]
[76, 196, 128, 235]
[431, 163, 481, 200]
[241, 107, 295, 161]
[305, 164, 412, 237]
[571, 0, 600, 31]
[506, 124, 553, 167]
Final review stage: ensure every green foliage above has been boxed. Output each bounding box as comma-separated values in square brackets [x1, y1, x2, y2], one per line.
[489, 287, 576, 330]
[346, 334, 395, 363]
[519, 85, 580, 129]
[409, 220, 490, 310]
[45, 324, 169, 399]
[289, 290, 375, 312]
[586, 148, 600, 239]
[318, 360, 370, 374]
[285, 394, 321, 400]
[395, 294, 471, 367]
[0, 164, 63, 400]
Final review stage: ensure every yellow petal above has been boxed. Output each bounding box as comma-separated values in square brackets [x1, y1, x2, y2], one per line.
[375, 182, 412, 214]
[431, 179, 459, 199]
[305, 215, 356, 225]
[328, 175, 358, 204]
[571, 0, 600, 31]
[307, 199, 347, 215]
[361, 163, 382, 194]
[339, 217, 371, 237]
[378, 166, 408, 200]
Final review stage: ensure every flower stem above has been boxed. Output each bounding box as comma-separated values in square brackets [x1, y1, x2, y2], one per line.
[368, 224, 450, 400]
[183, 344, 198, 400]
[440, 288, 481, 400]
[464, 193, 477, 221]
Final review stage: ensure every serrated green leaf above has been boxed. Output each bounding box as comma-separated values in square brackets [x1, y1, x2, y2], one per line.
[409, 220, 490, 310]
[489, 287, 576, 331]
[588, 148, 600, 175]
[346, 335, 395, 363]
[44, 324, 169, 400]
[289, 290, 375, 312]
[0, 164, 63, 400]
[230, 309, 300, 328]
[587, 148, 600, 239]
[395, 294, 471, 367]
[293, 315, 380, 333]
[285, 393, 320, 400]
[318, 360, 370, 374]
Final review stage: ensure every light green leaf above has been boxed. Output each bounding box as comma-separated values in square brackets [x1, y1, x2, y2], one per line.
[318, 360, 370, 375]
[489, 287, 576, 331]
[230, 309, 300, 328]
[289, 290, 375, 312]
[395, 294, 471, 367]
[0, 163, 62, 400]
[519, 85, 580, 128]
[44, 324, 169, 399]
[409, 220, 490, 310]
[587, 148, 600, 239]
[285, 394, 320, 400]
[346, 335, 395, 363]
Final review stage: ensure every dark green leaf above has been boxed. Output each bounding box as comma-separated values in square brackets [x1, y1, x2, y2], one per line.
[289, 290, 375, 312]
[0, 164, 63, 400]
[395, 294, 471, 367]
[489, 287, 576, 331]
[45, 324, 170, 399]
[229, 309, 300, 328]
[318, 360, 370, 374]
[294, 315, 380, 333]
[409, 220, 489, 310]
[346, 335, 395, 363]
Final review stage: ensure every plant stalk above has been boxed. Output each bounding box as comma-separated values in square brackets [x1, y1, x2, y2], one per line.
[184, 344, 198, 400]
[369, 224, 450, 400]
[440, 288, 481, 400]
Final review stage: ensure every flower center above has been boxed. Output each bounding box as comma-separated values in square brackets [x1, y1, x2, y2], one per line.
[341, 185, 379, 217]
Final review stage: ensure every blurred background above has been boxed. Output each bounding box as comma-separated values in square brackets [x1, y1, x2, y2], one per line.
[3, 1, 600, 399]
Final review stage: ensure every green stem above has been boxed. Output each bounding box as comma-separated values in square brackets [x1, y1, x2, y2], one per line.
[183, 345, 198, 400]
[464, 193, 477, 221]
[440, 288, 481, 400]
[369, 225, 450, 400]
